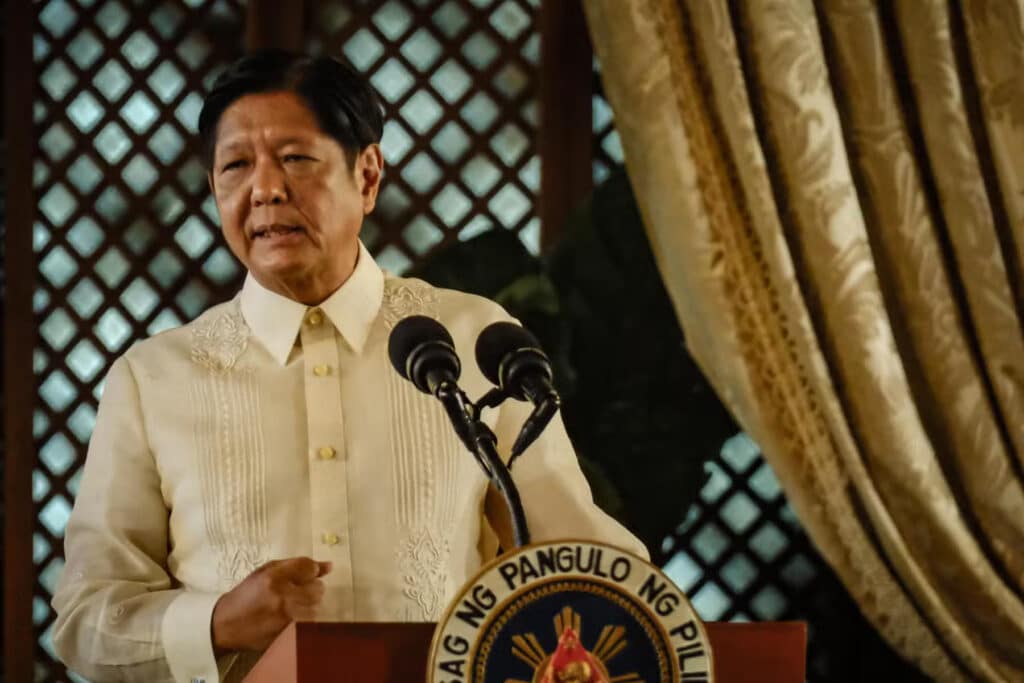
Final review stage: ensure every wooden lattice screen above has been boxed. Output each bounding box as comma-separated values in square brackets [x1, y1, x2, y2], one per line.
[32, 1, 248, 679]
[591, 61, 622, 186]
[306, 0, 542, 268]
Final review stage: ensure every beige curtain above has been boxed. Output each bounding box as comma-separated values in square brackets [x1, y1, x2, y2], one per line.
[581, 0, 1024, 680]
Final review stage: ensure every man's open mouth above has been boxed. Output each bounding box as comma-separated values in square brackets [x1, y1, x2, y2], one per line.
[253, 225, 304, 238]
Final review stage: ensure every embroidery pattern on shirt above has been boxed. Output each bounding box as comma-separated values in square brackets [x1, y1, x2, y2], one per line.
[382, 277, 440, 329]
[108, 604, 127, 624]
[396, 526, 451, 621]
[190, 305, 250, 372]
[383, 277, 459, 620]
[189, 306, 268, 587]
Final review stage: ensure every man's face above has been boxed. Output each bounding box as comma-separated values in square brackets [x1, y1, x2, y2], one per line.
[209, 90, 382, 302]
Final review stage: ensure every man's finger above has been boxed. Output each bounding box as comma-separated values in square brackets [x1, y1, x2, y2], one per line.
[287, 580, 326, 606]
[254, 558, 282, 574]
[271, 557, 321, 583]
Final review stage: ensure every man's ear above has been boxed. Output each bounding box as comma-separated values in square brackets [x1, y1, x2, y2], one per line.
[359, 143, 384, 215]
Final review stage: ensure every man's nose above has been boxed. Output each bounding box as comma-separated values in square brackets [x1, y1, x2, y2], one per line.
[251, 160, 287, 206]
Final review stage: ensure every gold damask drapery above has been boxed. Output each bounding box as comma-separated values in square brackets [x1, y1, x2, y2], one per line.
[581, 1, 1024, 680]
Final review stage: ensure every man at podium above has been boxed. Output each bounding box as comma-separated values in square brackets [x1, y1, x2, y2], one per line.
[51, 51, 646, 683]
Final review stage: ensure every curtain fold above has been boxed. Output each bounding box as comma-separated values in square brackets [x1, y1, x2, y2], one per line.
[898, 1, 1024, 474]
[960, 1, 1024, 315]
[582, 0, 1024, 680]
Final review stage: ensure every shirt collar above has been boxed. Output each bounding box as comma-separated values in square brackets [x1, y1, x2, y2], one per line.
[239, 240, 385, 365]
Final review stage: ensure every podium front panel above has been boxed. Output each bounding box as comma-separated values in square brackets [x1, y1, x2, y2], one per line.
[244, 620, 806, 682]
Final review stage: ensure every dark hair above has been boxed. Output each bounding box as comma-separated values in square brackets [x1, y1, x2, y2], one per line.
[198, 50, 385, 170]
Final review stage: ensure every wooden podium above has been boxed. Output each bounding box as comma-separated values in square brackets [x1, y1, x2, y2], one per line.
[243, 621, 806, 682]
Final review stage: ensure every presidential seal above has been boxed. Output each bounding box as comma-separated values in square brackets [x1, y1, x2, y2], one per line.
[428, 540, 713, 682]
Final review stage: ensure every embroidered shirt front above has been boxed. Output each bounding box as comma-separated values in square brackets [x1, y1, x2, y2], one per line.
[51, 241, 646, 683]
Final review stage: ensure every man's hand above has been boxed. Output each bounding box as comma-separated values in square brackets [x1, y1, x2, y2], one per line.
[211, 557, 332, 653]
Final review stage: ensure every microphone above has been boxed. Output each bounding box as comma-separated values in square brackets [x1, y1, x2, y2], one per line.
[388, 315, 531, 547]
[475, 322, 561, 463]
[387, 315, 461, 397]
[388, 315, 478, 454]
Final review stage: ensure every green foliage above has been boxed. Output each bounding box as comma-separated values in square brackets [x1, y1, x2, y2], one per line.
[409, 168, 738, 557]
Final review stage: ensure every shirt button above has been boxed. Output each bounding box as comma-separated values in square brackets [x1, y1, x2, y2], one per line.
[307, 309, 323, 326]
[322, 532, 340, 546]
[313, 364, 331, 377]
[317, 446, 336, 460]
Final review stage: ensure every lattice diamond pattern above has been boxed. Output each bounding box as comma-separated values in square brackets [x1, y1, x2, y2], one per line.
[32, 1, 246, 678]
[654, 430, 913, 678]
[310, 0, 542, 261]
[656, 434, 833, 677]
[661, 434, 817, 622]
[592, 59, 624, 185]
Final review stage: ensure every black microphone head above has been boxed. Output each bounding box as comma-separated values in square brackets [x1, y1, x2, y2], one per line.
[388, 315, 460, 393]
[475, 322, 551, 401]
[475, 322, 538, 385]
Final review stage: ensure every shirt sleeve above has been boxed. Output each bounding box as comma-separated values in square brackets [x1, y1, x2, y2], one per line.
[51, 356, 234, 683]
[486, 381, 650, 560]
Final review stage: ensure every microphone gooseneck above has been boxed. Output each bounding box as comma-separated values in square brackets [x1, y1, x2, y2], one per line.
[388, 316, 531, 548]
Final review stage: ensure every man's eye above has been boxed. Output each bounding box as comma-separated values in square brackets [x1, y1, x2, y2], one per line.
[221, 160, 246, 172]
[283, 154, 312, 163]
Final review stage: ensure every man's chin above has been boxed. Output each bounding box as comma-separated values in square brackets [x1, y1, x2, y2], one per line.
[250, 255, 314, 282]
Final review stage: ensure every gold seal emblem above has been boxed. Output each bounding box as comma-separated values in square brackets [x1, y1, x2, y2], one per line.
[429, 541, 713, 682]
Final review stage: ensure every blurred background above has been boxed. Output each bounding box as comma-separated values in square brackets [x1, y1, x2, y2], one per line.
[2, 0, 934, 680]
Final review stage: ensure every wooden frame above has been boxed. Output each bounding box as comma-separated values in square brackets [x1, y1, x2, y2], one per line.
[5, 0, 39, 680]
[539, 0, 593, 249]
[246, 0, 306, 51]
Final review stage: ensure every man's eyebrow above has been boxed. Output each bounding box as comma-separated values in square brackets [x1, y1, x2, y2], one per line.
[215, 140, 249, 156]
[216, 136, 317, 154]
